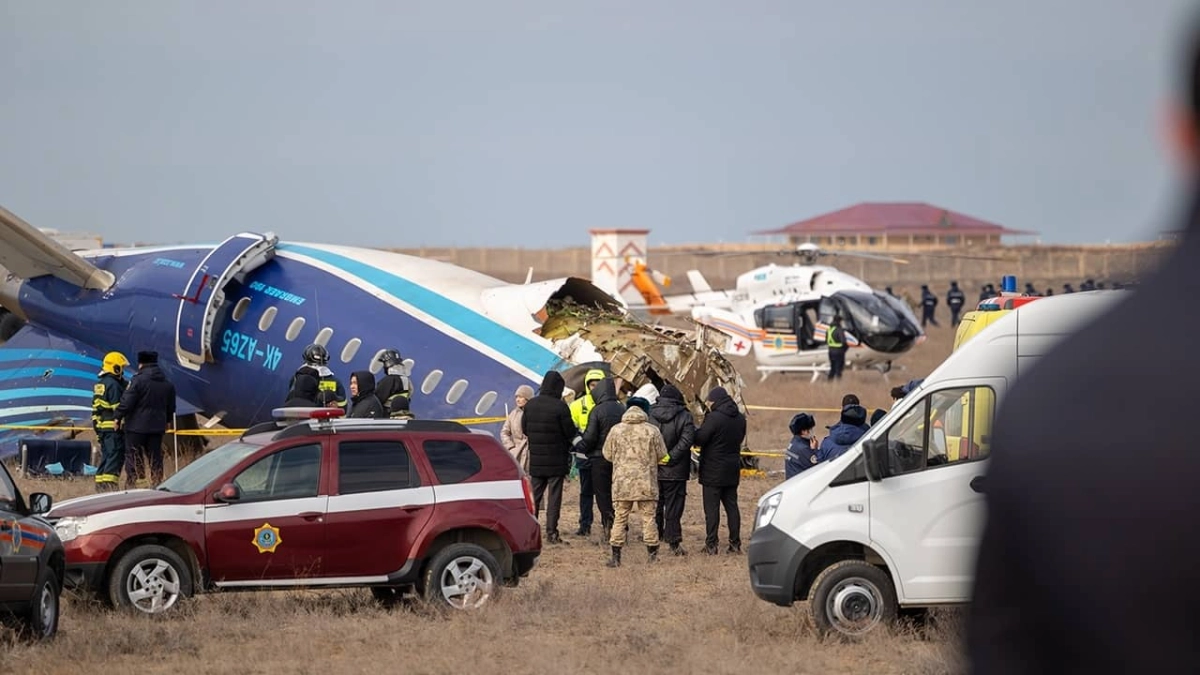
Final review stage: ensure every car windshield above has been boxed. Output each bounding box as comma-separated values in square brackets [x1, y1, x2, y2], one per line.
[157, 441, 263, 494]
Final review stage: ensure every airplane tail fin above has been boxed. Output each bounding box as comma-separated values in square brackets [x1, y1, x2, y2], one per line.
[686, 270, 713, 293]
[0, 205, 115, 291]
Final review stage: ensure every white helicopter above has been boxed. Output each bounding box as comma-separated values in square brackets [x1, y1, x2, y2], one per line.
[593, 238, 998, 382]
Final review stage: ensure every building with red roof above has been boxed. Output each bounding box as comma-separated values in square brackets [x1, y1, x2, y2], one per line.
[755, 202, 1036, 250]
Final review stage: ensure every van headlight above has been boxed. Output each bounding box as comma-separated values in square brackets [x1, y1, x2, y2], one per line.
[756, 493, 783, 530]
[54, 516, 86, 542]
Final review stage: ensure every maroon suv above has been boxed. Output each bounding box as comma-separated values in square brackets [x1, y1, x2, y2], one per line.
[46, 411, 541, 615]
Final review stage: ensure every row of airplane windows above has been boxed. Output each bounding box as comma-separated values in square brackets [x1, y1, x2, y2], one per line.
[230, 297, 501, 416]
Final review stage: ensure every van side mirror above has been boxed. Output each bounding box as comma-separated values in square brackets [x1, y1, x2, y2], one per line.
[213, 483, 241, 503]
[863, 438, 891, 482]
[29, 492, 52, 515]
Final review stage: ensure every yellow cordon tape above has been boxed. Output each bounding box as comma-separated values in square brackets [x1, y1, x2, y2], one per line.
[745, 404, 879, 413]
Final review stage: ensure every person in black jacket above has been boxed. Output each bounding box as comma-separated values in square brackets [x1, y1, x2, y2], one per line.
[114, 351, 176, 487]
[283, 373, 320, 408]
[348, 370, 385, 418]
[966, 19, 1200, 674]
[577, 377, 625, 542]
[521, 371, 576, 544]
[695, 386, 747, 555]
[648, 383, 695, 556]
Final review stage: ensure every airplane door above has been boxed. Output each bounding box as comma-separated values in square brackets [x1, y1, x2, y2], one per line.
[867, 380, 1001, 603]
[175, 232, 278, 371]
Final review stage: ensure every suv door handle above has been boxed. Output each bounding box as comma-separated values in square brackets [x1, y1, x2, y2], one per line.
[969, 476, 986, 494]
[298, 511, 323, 521]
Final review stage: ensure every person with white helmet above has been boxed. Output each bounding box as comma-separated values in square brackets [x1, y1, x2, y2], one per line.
[92, 351, 130, 491]
[288, 344, 346, 410]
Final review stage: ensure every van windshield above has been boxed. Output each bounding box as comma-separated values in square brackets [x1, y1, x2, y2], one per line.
[157, 441, 264, 494]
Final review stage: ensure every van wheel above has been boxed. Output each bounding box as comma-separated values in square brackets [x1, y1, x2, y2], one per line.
[108, 544, 192, 615]
[422, 543, 501, 610]
[809, 560, 897, 638]
[19, 567, 60, 640]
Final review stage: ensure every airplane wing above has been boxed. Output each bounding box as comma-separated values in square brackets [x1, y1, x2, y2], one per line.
[0, 325, 201, 459]
[0, 205, 114, 290]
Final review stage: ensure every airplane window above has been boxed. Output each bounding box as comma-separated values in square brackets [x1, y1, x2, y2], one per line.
[258, 306, 278, 332]
[446, 379, 468, 404]
[368, 349, 387, 374]
[475, 391, 498, 416]
[340, 338, 362, 364]
[232, 297, 251, 322]
[314, 327, 333, 347]
[285, 317, 306, 342]
[421, 369, 443, 395]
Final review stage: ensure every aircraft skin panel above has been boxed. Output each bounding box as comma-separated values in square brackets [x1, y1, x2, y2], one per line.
[0, 324, 197, 457]
[7, 243, 561, 447]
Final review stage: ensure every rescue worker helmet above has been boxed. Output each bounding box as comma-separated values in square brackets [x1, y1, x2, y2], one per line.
[584, 368, 606, 386]
[102, 351, 130, 375]
[379, 349, 404, 369]
[303, 344, 330, 366]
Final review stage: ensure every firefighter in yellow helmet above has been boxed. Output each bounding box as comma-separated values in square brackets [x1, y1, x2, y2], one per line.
[567, 368, 607, 536]
[93, 351, 129, 491]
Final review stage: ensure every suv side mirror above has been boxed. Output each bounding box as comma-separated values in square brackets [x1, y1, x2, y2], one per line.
[29, 492, 52, 515]
[213, 483, 241, 503]
[862, 438, 891, 482]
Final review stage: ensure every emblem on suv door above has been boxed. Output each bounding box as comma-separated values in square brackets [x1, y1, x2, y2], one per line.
[253, 523, 282, 553]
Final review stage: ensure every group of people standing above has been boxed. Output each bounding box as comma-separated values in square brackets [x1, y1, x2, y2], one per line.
[91, 350, 177, 491]
[500, 368, 747, 565]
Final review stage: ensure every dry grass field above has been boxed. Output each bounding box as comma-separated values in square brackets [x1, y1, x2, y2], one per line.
[0, 323, 964, 675]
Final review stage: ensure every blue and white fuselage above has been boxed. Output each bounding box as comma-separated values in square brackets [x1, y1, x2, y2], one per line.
[0, 235, 626, 452]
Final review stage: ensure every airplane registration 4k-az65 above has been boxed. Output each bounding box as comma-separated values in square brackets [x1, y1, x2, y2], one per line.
[0, 204, 744, 455]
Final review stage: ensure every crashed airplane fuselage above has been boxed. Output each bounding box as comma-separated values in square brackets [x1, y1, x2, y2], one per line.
[0, 207, 744, 444]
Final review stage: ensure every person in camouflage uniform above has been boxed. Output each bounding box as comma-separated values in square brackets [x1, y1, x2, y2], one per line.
[601, 399, 667, 567]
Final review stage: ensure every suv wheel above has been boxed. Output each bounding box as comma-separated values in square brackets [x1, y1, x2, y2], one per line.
[20, 568, 60, 640]
[422, 543, 501, 610]
[808, 560, 897, 638]
[108, 544, 193, 615]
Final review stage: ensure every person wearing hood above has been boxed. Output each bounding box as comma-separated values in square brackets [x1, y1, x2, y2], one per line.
[578, 377, 626, 542]
[648, 383, 695, 556]
[783, 412, 818, 480]
[114, 350, 176, 488]
[348, 371, 385, 418]
[568, 368, 607, 536]
[284, 373, 321, 408]
[501, 384, 534, 473]
[601, 401, 668, 567]
[695, 386, 747, 555]
[816, 404, 868, 463]
[521, 371, 577, 544]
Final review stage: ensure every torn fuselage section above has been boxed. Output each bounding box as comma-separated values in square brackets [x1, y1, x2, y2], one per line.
[541, 300, 746, 421]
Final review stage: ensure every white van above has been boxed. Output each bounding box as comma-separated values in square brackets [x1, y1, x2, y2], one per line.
[747, 290, 1125, 636]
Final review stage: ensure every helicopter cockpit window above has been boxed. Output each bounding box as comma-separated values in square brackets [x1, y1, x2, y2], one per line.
[761, 305, 795, 333]
[833, 291, 907, 334]
[877, 291, 921, 328]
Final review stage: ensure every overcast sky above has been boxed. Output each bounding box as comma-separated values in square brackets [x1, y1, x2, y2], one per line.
[1, 1, 1195, 249]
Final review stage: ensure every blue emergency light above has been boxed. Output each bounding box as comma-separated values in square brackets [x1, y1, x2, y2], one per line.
[1001, 275, 1017, 293]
